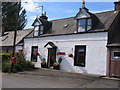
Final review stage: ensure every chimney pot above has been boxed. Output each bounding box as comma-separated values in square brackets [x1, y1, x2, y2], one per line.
[114, 1, 120, 11]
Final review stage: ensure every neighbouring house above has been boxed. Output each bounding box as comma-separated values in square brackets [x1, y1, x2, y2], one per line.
[0, 29, 33, 53]
[24, 1, 120, 77]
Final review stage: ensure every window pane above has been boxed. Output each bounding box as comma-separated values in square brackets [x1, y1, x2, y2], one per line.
[40, 26, 44, 30]
[78, 26, 85, 32]
[40, 31, 43, 34]
[113, 52, 120, 59]
[79, 19, 86, 25]
[39, 26, 44, 35]
[35, 26, 39, 30]
[87, 19, 92, 25]
[87, 26, 91, 31]
[31, 46, 38, 62]
[34, 30, 38, 36]
[74, 46, 86, 67]
[34, 26, 39, 36]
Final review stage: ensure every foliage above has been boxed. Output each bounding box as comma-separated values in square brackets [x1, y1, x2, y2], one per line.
[2, 54, 11, 72]
[15, 51, 34, 71]
[2, 2, 27, 31]
[2, 60, 11, 72]
[58, 57, 62, 64]
[41, 58, 46, 65]
[52, 57, 63, 66]
[0, 53, 11, 61]
[2, 51, 34, 73]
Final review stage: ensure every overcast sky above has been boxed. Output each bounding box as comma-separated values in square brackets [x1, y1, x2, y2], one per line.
[21, 0, 116, 29]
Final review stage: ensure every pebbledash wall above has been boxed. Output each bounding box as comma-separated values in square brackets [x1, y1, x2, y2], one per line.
[24, 32, 108, 75]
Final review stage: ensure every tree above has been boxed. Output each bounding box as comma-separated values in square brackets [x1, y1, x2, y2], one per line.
[2, 2, 27, 31]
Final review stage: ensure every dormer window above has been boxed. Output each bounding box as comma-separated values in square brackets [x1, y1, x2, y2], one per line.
[34, 25, 44, 36]
[78, 18, 92, 32]
[39, 25, 44, 35]
[34, 25, 39, 36]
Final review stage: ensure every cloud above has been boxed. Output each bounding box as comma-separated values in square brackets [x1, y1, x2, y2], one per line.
[30, 16, 37, 20]
[21, 0, 42, 13]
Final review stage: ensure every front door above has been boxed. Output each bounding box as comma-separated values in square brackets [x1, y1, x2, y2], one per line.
[47, 48, 56, 67]
[110, 48, 120, 77]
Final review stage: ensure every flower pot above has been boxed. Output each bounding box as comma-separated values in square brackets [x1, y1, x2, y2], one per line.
[53, 65, 60, 70]
[41, 63, 46, 68]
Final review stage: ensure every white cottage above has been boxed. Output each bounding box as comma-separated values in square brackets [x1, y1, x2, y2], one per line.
[24, 1, 120, 77]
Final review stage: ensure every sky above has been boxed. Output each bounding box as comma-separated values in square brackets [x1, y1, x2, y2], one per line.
[21, 0, 116, 29]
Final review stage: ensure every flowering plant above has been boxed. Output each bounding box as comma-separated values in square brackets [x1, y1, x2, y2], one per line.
[52, 57, 62, 66]
[41, 58, 46, 65]
[68, 53, 73, 57]
[53, 62, 60, 66]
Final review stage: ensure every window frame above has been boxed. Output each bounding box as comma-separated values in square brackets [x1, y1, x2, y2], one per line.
[31, 46, 38, 62]
[39, 25, 44, 35]
[112, 51, 120, 59]
[74, 45, 86, 67]
[34, 25, 39, 36]
[77, 18, 92, 32]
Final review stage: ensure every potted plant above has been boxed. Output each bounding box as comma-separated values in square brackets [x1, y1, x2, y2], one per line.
[53, 62, 60, 70]
[53, 57, 62, 70]
[41, 58, 46, 68]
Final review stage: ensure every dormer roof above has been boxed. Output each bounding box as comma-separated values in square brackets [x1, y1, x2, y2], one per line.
[75, 8, 91, 19]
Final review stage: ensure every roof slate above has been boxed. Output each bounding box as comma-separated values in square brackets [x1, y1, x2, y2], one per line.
[1, 29, 33, 46]
[44, 10, 119, 35]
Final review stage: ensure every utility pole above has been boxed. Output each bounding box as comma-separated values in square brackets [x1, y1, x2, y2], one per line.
[11, 2, 19, 72]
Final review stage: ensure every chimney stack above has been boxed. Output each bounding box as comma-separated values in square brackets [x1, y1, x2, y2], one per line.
[40, 11, 48, 20]
[114, 0, 120, 11]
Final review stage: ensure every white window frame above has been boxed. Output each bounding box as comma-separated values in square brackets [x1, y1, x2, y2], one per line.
[34, 25, 39, 36]
[112, 51, 120, 59]
[78, 18, 92, 32]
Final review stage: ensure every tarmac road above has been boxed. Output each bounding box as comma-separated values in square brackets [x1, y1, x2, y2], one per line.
[2, 69, 120, 88]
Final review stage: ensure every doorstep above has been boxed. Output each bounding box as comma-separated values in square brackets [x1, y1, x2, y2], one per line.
[101, 76, 120, 81]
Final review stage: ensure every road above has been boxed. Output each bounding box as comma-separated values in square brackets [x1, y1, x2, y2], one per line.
[2, 69, 120, 88]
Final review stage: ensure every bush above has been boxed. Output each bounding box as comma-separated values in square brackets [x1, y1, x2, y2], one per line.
[2, 60, 11, 72]
[15, 51, 34, 71]
[1, 53, 11, 72]
[2, 51, 34, 73]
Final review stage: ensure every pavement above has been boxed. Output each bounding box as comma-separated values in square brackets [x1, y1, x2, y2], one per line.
[2, 68, 120, 88]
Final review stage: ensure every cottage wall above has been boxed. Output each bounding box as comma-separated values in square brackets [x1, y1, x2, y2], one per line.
[24, 32, 107, 75]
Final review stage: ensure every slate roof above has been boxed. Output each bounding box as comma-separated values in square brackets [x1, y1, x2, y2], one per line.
[45, 11, 118, 35]
[27, 10, 119, 37]
[1, 28, 33, 46]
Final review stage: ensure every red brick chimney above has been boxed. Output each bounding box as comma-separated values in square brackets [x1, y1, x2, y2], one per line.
[114, 1, 120, 11]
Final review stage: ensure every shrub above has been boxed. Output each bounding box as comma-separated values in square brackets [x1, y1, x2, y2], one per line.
[1, 53, 11, 72]
[15, 51, 34, 71]
[2, 51, 34, 73]
[2, 60, 11, 72]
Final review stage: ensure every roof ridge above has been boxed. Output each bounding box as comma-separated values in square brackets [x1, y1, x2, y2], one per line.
[94, 10, 114, 14]
[51, 17, 74, 22]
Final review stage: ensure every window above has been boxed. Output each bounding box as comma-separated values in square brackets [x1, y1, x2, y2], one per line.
[74, 45, 86, 67]
[34, 25, 44, 36]
[31, 46, 38, 62]
[34, 26, 39, 36]
[78, 19, 92, 32]
[39, 25, 44, 35]
[112, 51, 120, 59]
